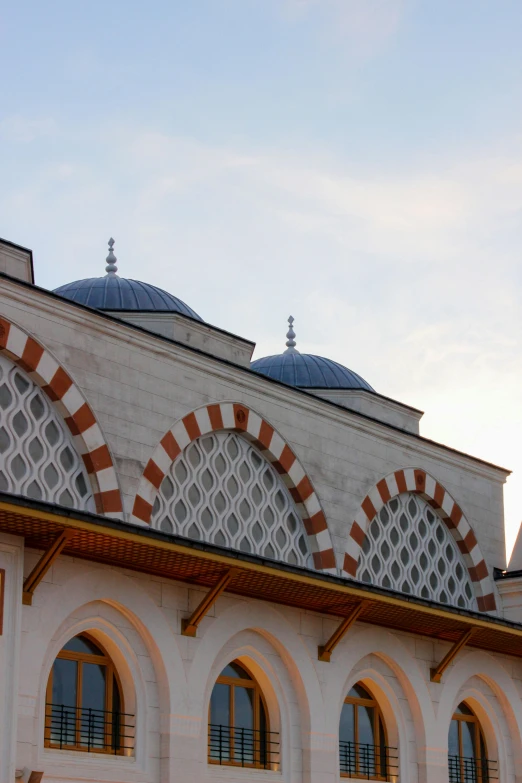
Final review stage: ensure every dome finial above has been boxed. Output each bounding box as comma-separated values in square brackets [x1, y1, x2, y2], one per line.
[105, 237, 118, 276]
[284, 315, 299, 354]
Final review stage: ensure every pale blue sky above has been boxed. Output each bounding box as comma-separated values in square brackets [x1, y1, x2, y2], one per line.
[1, 1, 522, 560]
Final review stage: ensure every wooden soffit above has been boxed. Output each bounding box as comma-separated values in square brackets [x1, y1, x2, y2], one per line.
[0, 497, 521, 660]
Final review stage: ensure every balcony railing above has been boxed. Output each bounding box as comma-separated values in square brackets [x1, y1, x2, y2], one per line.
[339, 740, 398, 780]
[208, 723, 279, 769]
[448, 754, 498, 783]
[45, 703, 135, 754]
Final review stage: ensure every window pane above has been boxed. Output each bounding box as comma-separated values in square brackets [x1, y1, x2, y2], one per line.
[52, 658, 77, 706]
[220, 662, 249, 679]
[358, 705, 376, 777]
[340, 702, 355, 743]
[461, 720, 476, 759]
[234, 686, 254, 763]
[210, 683, 230, 761]
[80, 662, 107, 748]
[358, 705, 375, 745]
[456, 702, 474, 716]
[51, 658, 77, 746]
[339, 703, 356, 775]
[448, 719, 460, 756]
[348, 683, 372, 700]
[62, 635, 103, 656]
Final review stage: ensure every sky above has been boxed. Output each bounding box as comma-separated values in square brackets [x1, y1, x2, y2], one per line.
[1, 0, 521, 562]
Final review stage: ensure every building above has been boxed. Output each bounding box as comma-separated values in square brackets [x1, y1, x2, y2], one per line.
[0, 235, 522, 783]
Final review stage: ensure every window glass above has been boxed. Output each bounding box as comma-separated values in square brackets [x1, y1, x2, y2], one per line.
[234, 686, 254, 729]
[348, 683, 371, 700]
[81, 662, 107, 748]
[234, 687, 254, 763]
[52, 658, 77, 706]
[62, 635, 104, 656]
[50, 658, 77, 746]
[339, 702, 355, 744]
[448, 718, 460, 756]
[209, 659, 271, 769]
[46, 635, 123, 754]
[82, 662, 106, 711]
[357, 705, 375, 746]
[210, 683, 230, 727]
[456, 702, 474, 716]
[220, 662, 248, 679]
[461, 720, 476, 759]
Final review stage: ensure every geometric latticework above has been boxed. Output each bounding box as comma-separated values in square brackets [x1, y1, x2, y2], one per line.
[357, 493, 476, 610]
[0, 354, 94, 510]
[151, 431, 312, 567]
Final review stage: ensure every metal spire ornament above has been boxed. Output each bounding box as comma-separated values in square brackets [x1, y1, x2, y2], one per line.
[283, 315, 299, 354]
[105, 238, 118, 276]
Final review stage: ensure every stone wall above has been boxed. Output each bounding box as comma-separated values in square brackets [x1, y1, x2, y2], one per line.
[3, 544, 522, 783]
[0, 278, 508, 581]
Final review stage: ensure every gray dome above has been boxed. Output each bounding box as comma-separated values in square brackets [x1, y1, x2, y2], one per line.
[250, 352, 373, 390]
[250, 315, 374, 391]
[53, 238, 203, 321]
[53, 276, 203, 320]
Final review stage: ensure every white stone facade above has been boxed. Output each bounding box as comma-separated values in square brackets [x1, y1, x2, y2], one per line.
[2, 547, 522, 783]
[0, 244, 521, 783]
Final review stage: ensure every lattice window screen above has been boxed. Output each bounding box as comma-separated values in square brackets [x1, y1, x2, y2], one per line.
[0, 354, 94, 510]
[152, 431, 312, 567]
[356, 493, 476, 609]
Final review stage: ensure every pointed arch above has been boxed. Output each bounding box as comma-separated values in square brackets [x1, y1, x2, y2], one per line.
[131, 401, 336, 572]
[0, 316, 123, 518]
[343, 468, 496, 612]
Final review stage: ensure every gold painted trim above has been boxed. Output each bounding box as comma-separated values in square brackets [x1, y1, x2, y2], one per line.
[4, 500, 521, 641]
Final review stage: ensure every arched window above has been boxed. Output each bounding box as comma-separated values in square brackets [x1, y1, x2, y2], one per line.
[0, 354, 94, 510]
[448, 702, 496, 783]
[208, 661, 276, 769]
[357, 493, 476, 609]
[152, 431, 312, 567]
[45, 634, 133, 754]
[339, 683, 397, 780]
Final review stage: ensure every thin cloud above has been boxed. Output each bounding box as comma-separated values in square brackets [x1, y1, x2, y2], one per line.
[1, 123, 521, 559]
[281, 0, 407, 53]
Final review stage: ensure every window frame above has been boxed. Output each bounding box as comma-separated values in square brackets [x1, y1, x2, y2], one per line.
[208, 660, 271, 769]
[340, 683, 389, 780]
[45, 632, 125, 754]
[450, 703, 489, 783]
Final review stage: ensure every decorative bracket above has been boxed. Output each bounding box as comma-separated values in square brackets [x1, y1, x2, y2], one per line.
[318, 601, 368, 662]
[181, 568, 238, 637]
[430, 628, 474, 683]
[22, 529, 76, 606]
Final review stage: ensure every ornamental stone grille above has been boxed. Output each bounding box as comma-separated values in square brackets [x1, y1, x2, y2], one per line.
[356, 493, 476, 609]
[0, 354, 94, 510]
[152, 431, 313, 567]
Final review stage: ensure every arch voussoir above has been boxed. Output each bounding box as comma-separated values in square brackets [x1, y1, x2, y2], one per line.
[343, 468, 496, 612]
[0, 316, 123, 518]
[131, 401, 336, 574]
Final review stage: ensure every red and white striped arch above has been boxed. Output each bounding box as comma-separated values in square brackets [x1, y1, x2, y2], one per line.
[131, 401, 336, 573]
[343, 468, 496, 612]
[0, 316, 123, 518]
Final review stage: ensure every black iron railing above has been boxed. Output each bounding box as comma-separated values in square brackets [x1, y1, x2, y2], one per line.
[448, 754, 498, 783]
[45, 703, 135, 754]
[208, 723, 279, 769]
[339, 740, 398, 780]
